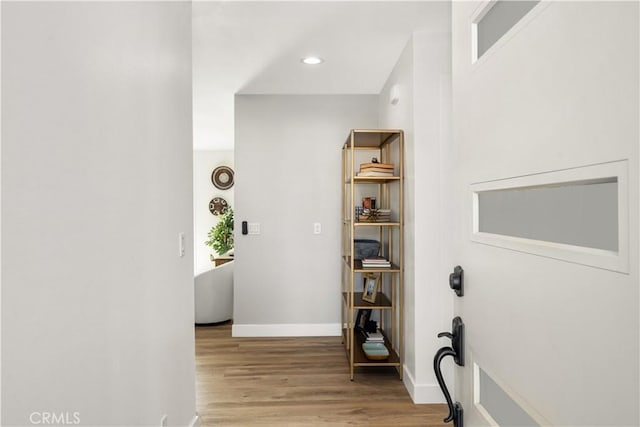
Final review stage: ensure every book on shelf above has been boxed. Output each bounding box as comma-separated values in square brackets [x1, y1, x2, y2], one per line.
[357, 162, 395, 177]
[357, 171, 395, 177]
[362, 256, 391, 268]
[359, 162, 394, 170]
[358, 209, 392, 222]
[358, 215, 391, 222]
[359, 167, 394, 173]
[365, 331, 385, 343]
[363, 208, 391, 213]
[362, 259, 391, 265]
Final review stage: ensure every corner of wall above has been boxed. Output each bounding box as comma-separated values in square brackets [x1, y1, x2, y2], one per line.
[378, 28, 454, 397]
[0, 1, 3, 420]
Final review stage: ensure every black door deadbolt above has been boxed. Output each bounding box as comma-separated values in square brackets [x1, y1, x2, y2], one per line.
[449, 265, 463, 297]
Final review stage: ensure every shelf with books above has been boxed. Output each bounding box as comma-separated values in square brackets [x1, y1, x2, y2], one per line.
[341, 129, 403, 381]
[351, 330, 401, 367]
[340, 328, 401, 367]
[341, 256, 401, 272]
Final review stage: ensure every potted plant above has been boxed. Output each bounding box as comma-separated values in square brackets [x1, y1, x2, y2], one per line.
[205, 207, 234, 258]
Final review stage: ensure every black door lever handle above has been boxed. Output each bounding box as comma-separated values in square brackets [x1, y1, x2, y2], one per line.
[434, 317, 465, 427]
[434, 347, 464, 426]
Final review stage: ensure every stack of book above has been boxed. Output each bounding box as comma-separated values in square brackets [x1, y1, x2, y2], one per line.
[365, 330, 384, 344]
[362, 256, 391, 268]
[357, 162, 395, 177]
[358, 208, 391, 222]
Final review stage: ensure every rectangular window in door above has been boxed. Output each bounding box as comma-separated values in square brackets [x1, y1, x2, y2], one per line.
[471, 161, 628, 273]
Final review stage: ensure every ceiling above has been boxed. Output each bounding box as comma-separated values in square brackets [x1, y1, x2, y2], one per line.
[192, 1, 450, 150]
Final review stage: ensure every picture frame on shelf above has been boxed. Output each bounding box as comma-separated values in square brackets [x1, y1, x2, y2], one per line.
[355, 309, 372, 333]
[362, 273, 380, 303]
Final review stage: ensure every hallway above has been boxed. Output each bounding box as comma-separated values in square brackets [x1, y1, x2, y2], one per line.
[195, 323, 448, 426]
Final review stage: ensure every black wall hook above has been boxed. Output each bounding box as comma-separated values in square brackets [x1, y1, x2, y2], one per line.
[449, 266, 464, 297]
[434, 317, 465, 427]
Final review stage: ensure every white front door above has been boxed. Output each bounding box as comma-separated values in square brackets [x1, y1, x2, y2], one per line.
[450, 1, 638, 426]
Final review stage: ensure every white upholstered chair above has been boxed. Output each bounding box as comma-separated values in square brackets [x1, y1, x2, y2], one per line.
[194, 261, 233, 324]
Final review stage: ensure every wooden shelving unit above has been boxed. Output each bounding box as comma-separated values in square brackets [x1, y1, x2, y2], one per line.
[341, 129, 403, 380]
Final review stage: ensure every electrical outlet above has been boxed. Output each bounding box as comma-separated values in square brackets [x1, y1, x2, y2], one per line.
[313, 223, 321, 234]
[160, 415, 168, 427]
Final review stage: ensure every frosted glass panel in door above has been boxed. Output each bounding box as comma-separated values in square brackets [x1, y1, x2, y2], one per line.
[478, 178, 618, 251]
[477, 1, 540, 58]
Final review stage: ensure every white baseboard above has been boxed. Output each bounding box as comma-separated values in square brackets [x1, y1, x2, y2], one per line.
[403, 365, 447, 404]
[187, 414, 200, 427]
[232, 323, 341, 337]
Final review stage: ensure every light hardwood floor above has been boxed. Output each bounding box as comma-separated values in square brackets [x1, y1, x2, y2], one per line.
[195, 322, 448, 426]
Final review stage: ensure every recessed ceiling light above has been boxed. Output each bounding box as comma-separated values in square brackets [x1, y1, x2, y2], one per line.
[301, 56, 324, 65]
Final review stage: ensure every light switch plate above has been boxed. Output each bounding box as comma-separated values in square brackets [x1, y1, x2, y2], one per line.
[248, 223, 260, 235]
[178, 232, 185, 257]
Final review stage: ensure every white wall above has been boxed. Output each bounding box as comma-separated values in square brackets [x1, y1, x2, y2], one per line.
[193, 150, 234, 275]
[2, 3, 196, 426]
[233, 95, 377, 336]
[0, 2, 3, 421]
[379, 28, 453, 403]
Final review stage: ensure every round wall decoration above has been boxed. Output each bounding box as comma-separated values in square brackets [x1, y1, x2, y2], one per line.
[209, 197, 228, 216]
[211, 166, 234, 190]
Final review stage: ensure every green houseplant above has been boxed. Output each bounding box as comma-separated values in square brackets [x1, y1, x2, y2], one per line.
[205, 207, 234, 256]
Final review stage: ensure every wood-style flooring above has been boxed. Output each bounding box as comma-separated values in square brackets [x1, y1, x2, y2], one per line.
[195, 322, 448, 426]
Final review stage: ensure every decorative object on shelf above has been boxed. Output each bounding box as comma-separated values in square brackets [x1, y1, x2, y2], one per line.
[355, 309, 372, 331]
[358, 209, 391, 222]
[205, 207, 234, 256]
[209, 197, 228, 216]
[211, 165, 234, 190]
[362, 273, 380, 303]
[362, 197, 377, 210]
[355, 206, 364, 221]
[354, 239, 380, 260]
[362, 342, 390, 360]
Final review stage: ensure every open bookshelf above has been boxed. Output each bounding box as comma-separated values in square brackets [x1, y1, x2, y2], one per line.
[341, 129, 403, 380]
